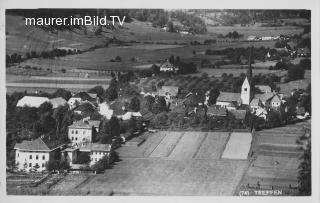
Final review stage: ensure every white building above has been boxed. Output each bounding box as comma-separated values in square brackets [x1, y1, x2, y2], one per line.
[14, 137, 64, 172]
[16, 96, 50, 108]
[68, 120, 95, 145]
[79, 143, 112, 166]
[271, 95, 282, 108]
[241, 77, 251, 105]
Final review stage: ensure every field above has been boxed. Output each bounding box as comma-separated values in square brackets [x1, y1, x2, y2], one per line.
[46, 131, 249, 195]
[235, 120, 310, 195]
[207, 24, 304, 39]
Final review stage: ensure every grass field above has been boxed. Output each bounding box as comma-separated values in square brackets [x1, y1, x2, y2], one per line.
[235, 120, 310, 195]
[45, 131, 249, 195]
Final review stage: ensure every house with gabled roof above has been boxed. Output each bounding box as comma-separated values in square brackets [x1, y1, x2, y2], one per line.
[216, 92, 241, 110]
[14, 137, 64, 172]
[270, 94, 282, 108]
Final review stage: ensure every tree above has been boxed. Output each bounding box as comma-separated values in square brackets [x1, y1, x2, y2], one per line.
[151, 96, 167, 114]
[167, 21, 174, 32]
[209, 88, 220, 105]
[52, 88, 72, 101]
[75, 152, 90, 164]
[287, 65, 305, 81]
[105, 78, 118, 101]
[88, 86, 105, 98]
[298, 139, 311, 195]
[109, 116, 120, 139]
[129, 96, 140, 112]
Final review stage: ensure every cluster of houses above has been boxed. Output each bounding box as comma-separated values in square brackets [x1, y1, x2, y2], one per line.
[247, 35, 287, 41]
[14, 92, 114, 173]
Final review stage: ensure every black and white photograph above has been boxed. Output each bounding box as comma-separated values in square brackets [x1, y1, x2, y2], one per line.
[1, 0, 319, 201]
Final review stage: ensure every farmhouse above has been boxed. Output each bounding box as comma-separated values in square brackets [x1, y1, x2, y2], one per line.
[250, 98, 263, 112]
[216, 92, 241, 109]
[14, 137, 64, 172]
[79, 143, 113, 166]
[16, 96, 49, 108]
[68, 92, 97, 109]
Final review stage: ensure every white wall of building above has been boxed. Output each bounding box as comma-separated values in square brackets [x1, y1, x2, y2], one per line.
[15, 150, 50, 172]
[68, 128, 93, 144]
[89, 151, 110, 166]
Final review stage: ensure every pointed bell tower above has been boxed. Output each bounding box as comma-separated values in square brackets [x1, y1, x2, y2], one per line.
[241, 46, 254, 105]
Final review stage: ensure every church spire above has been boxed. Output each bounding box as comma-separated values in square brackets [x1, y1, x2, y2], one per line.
[247, 46, 253, 83]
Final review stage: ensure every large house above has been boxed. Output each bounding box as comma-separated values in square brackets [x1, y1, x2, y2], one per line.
[68, 120, 96, 145]
[14, 137, 64, 172]
[79, 143, 113, 166]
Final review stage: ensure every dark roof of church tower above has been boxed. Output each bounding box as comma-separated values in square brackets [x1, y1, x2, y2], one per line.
[246, 46, 253, 84]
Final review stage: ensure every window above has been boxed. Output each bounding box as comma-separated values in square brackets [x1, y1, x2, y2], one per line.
[42, 155, 45, 160]
[83, 138, 85, 141]
[244, 88, 247, 91]
[71, 130, 74, 134]
[75, 137, 78, 141]
[29, 155, 32, 159]
[42, 163, 45, 168]
[17, 153, 19, 157]
[72, 137, 74, 140]
[36, 155, 38, 160]
[29, 163, 31, 167]
[75, 130, 78, 134]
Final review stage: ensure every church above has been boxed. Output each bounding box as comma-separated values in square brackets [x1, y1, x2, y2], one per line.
[215, 48, 283, 118]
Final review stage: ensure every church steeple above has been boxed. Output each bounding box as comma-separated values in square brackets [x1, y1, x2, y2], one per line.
[246, 46, 253, 83]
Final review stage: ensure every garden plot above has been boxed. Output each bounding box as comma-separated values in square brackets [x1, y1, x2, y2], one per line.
[169, 132, 206, 159]
[149, 132, 183, 158]
[222, 132, 252, 160]
[195, 132, 229, 159]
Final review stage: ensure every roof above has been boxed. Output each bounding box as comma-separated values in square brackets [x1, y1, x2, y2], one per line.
[14, 137, 63, 151]
[250, 98, 262, 107]
[207, 106, 227, 116]
[16, 96, 49, 108]
[69, 120, 93, 129]
[216, 92, 241, 103]
[49, 97, 67, 108]
[229, 109, 247, 120]
[160, 61, 178, 71]
[255, 85, 271, 93]
[88, 120, 101, 129]
[88, 93, 98, 99]
[271, 95, 281, 102]
[159, 86, 179, 97]
[79, 143, 112, 152]
[254, 92, 275, 103]
[72, 92, 96, 102]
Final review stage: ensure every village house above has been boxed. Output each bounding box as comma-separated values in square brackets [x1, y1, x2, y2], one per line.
[79, 143, 113, 166]
[270, 94, 282, 108]
[68, 92, 98, 109]
[14, 137, 64, 172]
[61, 147, 79, 166]
[216, 92, 241, 110]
